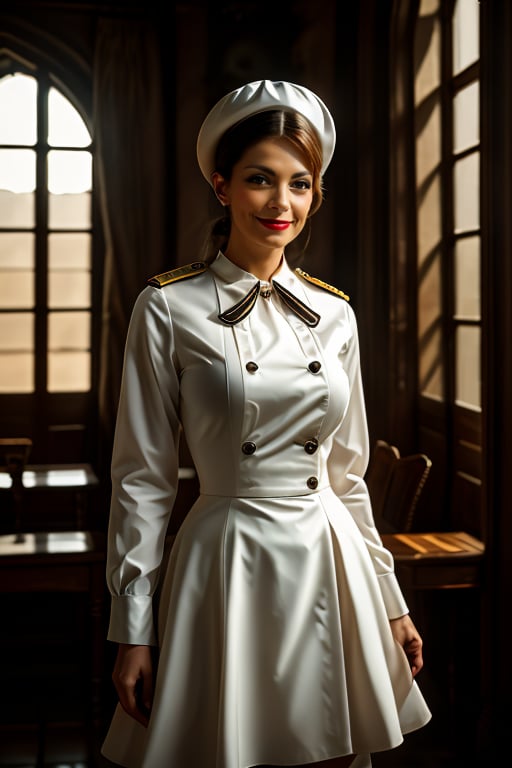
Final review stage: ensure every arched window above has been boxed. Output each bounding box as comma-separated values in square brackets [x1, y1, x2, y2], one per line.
[0, 52, 98, 463]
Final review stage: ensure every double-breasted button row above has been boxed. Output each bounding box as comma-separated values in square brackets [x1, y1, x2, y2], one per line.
[242, 439, 320, 457]
[245, 360, 321, 374]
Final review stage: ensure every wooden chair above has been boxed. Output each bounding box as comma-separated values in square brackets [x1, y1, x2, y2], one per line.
[365, 439, 432, 534]
[365, 443, 485, 757]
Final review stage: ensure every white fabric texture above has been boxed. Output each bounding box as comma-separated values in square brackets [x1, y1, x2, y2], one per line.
[101, 253, 432, 768]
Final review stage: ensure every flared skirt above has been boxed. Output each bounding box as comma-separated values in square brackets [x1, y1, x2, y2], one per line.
[101, 487, 431, 768]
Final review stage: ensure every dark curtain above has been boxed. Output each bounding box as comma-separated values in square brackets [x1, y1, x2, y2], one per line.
[93, 17, 166, 477]
[356, 0, 394, 445]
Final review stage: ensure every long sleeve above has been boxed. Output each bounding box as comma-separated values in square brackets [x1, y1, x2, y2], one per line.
[106, 286, 181, 645]
[327, 303, 409, 620]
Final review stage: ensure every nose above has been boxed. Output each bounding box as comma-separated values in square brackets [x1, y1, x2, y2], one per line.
[268, 185, 290, 211]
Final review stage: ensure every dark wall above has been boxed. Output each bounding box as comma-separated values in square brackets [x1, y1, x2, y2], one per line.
[174, 0, 360, 298]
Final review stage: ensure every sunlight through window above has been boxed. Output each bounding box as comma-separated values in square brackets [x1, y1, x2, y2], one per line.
[0, 70, 93, 394]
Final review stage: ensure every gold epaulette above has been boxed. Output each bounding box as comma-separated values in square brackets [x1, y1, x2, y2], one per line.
[295, 268, 350, 301]
[147, 261, 207, 288]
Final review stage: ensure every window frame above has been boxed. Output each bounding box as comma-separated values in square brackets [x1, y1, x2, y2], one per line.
[416, 0, 482, 535]
[0, 51, 101, 465]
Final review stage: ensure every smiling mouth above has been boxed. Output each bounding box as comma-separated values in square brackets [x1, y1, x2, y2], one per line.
[257, 219, 292, 230]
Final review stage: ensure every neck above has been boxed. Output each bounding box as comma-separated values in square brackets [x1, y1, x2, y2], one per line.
[223, 247, 284, 282]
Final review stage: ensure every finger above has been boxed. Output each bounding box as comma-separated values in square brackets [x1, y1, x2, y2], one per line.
[408, 650, 423, 676]
[140, 674, 154, 714]
[119, 687, 150, 727]
[116, 679, 150, 727]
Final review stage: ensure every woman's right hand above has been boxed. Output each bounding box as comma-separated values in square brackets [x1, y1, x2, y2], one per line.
[112, 643, 154, 727]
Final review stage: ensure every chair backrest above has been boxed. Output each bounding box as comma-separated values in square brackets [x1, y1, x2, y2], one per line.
[365, 439, 432, 533]
[365, 440, 400, 522]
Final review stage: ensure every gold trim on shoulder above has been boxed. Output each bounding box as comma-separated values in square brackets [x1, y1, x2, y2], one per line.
[147, 261, 207, 288]
[295, 268, 350, 301]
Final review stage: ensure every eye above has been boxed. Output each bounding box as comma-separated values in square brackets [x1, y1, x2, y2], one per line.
[246, 173, 269, 186]
[292, 179, 312, 191]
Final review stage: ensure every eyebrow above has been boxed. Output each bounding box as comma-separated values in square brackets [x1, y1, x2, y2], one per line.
[243, 164, 312, 179]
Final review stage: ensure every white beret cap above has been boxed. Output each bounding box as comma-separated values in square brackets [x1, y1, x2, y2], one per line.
[196, 79, 336, 185]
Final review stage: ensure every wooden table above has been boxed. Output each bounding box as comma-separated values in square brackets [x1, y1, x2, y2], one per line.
[0, 530, 106, 749]
[0, 463, 100, 531]
[381, 530, 485, 590]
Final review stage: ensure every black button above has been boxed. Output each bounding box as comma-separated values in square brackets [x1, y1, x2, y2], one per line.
[308, 361, 321, 373]
[304, 439, 319, 455]
[242, 441, 256, 455]
[246, 361, 259, 373]
[307, 476, 318, 489]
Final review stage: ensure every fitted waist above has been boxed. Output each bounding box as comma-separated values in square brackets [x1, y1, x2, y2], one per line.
[191, 453, 332, 499]
[198, 478, 330, 499]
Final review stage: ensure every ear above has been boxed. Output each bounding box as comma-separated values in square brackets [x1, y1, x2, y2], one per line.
[212, 172, 230, 207]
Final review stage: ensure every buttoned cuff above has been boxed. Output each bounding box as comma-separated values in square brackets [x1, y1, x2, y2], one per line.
[107, 595, 157, 646]
[378, 571, 409, 619]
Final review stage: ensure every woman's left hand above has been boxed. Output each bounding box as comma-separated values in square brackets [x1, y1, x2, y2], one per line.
[390, 614, 424, 677]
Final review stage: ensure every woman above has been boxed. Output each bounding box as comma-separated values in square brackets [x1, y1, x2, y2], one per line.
[101, 80, 432, 768]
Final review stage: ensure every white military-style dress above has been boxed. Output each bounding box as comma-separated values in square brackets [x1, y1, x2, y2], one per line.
[101, 251, 431, 768]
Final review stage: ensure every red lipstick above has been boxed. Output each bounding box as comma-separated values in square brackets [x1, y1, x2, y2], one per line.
[258, 219, 291, 231]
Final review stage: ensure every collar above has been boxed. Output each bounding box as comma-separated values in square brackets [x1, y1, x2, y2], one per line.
[208, 252, 320, 327]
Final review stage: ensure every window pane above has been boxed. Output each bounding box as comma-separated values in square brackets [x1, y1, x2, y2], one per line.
[453, 0, 479, 75]
[0, 353, 34, 393]
[0, 190, 35, 229]
[0, 313, 33, 350]
[455, 236, 480, 319]
[455, 325, 481, 409]
[48, 271, 90, 308]
[48, 88, 91, 148]
[0, 148, 36, 193]
[0, 149, 36, 228]
[454, 152, 479, 232]
[0, 233, 34, 268]
[0, 313, 34, 393]
[48, 190, 91, 229]
[47, 150, 92, 194]
[454, 81, 479, 153]
[47, 351, 90, 392]
[0, 73, 37, 145]
[48, 311, 90, 349]
[48, 150, 92, 228]
[0, 271, 34, 308]
[48, 233, 91, 269]
[0, 233, 34, 306]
